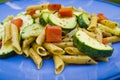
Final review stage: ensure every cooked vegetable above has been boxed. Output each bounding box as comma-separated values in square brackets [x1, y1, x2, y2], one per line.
[48, 4, 61, 11]
[21, 23, 44, 39]
[11, 18, 23, 30]
[48, 13, 77, 30]
[97, 13, 108, 22]
[73, 29, 113, 57]
[59, 8, 73, 17]
[78, 13, 90, 29]
[0, 41, 2, 46]
[45, 25, 62, 42]
[26, 9, 36, 15]
[102, 38, 108, 45]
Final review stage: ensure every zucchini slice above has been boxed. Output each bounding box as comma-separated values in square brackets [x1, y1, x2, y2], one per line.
[78, 13, 90, 29]
[73, 29, 114, 57]
[0, 42, 16, 59]
[48, 14, 77, 30]
[20, 23, 45, 39]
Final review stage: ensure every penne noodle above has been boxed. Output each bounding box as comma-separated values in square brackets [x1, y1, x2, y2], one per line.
[59, 55, 97, 64]
[36, 30, 45, 46]
[53, 42, 73, 49]
[29, 48, 42, 69]
[53, 55, 65, 74]
[95, 28, 103, 43]
[32, 43, 48, 56]
[43, 43, 65, 55]
[26, 3, 48, 11]
[64, 47, 85, 55]
[104, 36, 120, 43]
[102, 30, 112, 37]
[3, 23, 12, 44]
[32, 13, 41, 18]
[94, 57, 108, 62]
[87, 14, 98, 31]
[22, 47, 30, 57]
[11, 24, 22, 54]
[62, 37, 73, 42]
[82, 28, 96, 38]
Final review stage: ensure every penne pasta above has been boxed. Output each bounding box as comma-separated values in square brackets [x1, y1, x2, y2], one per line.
[11, 24, 22, 54]
[3, 23, 12, 44]
[43, 43, 65, 55]
[62, 37, 73, 42]
[53, 55, 65, 74]
[29, 48, 42, 69]
[94, 57, 108, 62]
[104, 36, 120, 43]
[26, 3, 48, 11]
[32, 43, 48, 56]
[36, 30, 45, 46]
[64, 47, 85, 55]
[95, 28, 103, 43]
[59, 55, 97, 64]
[53, 42, 73, 49]
[87, 14, 98, 31]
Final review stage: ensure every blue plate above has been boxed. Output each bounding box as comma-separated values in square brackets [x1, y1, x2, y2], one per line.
[0, 0, 120, 80]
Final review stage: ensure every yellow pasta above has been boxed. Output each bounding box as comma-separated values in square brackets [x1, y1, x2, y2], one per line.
[94, 57, 108, 62]
[26, 3, 48, 11]
[104, 36, 120, 43]
[3, 23, 12, 44]
[64, 47, 84, 55]
[59, 55, 97, 64]
[29, 48, 42, 69]
[87, 14, 98, 31]
[22, 37, 35, 57]
[43, 43, 65, 55]
[53, 55, 65, 74]
[11, 24, 22, 54]
[95, 28, 103, 43]
[53, 42, 73, 49]
[36, 30, 45, 46]
[32, 43, 48, 56]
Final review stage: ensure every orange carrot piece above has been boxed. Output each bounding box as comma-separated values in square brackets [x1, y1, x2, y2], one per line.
[45, 25, 62, 42]
[102, 38, 108, 45]
[11, 18, 23, 30]
[97, 13, 108, 22]
[59, 8, 73, 17]
[26, 9, 36, 15]
[0, 41, 2, 46]
[48, 4, 61, 11]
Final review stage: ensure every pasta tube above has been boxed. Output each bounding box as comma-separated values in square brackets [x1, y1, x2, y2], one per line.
[26, 3, 48, 11]
[104, 36, 120, 43]
[32, 43, 48, 56]
[43, 43, 65, 55]
[11, 24, 22, 54]
[94, 57, 108, 62]
[87, 14, 98, 31]
[36, 30, 45, 46]
[64, 47, 84, 55]
[53, 42, 73, 49]
[59, 55, 97, 64]
[22, 37, 35, 57]
[3, 23, 12, 44]
[95, 28, 103, 43]
[29, 48, 42, 69]
[53, 55, 65, 74]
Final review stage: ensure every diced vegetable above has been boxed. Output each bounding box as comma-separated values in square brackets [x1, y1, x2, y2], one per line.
[102, 38, 108, 45]
[11, 18, 23, 30]
[0, 41, 2, 46]
[78, 13, 90, 29]
[48, 4, 61, 11]
[26, 9, 36, 15]
[73, 29, 113, 57]
[45, 25, 62, 42]
[97, 13, 108, 22]
[59, 8, 73, 17]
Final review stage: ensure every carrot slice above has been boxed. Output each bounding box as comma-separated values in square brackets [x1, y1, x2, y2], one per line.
[48, 4, 61, 11]
[26, 9, 36, 15]
[45, 25, 62, 42]
[0, 41, 2, 46]
[59, 8, 73, 17]
[97, 13, 108, 22]
[11, 18, 23, 30]
[102, 38, 108, 45]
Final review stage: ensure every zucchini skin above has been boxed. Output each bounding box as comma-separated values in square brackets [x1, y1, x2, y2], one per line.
[73, 31, 114, 58]
[0, 51, 16, 59]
